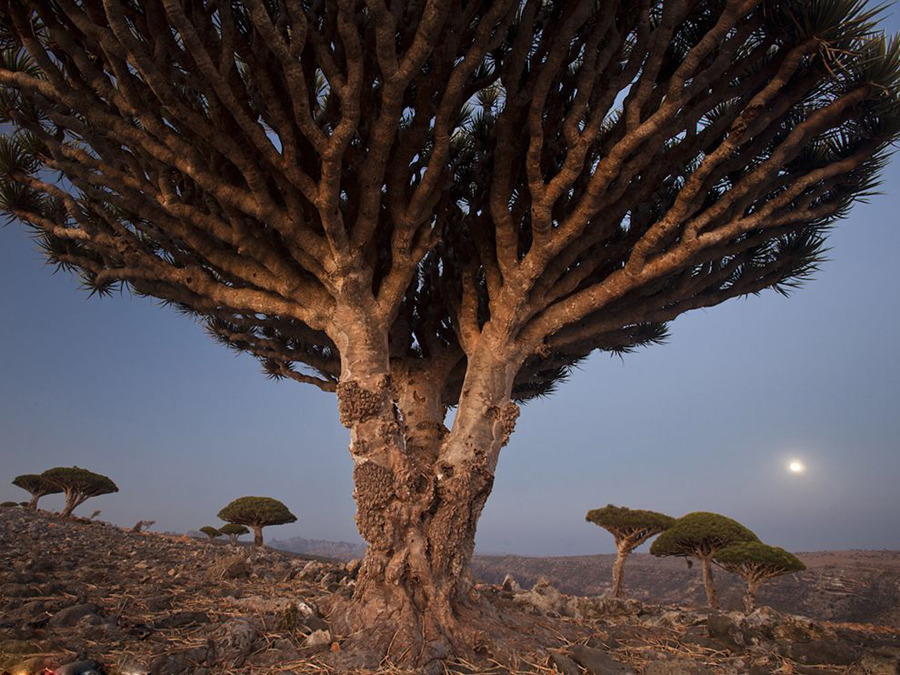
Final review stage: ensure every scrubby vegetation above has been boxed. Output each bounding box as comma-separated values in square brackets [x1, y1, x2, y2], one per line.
[651, 512, 759, 609]
[41, 467, 118, 518]
[586, 504, 674, 598]
[715, 541, 807, 611]
[12, 474, 62, 510]
[218, 497, 296, 547]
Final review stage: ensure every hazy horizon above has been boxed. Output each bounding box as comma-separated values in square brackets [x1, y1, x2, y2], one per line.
[2, 12, 899, 559]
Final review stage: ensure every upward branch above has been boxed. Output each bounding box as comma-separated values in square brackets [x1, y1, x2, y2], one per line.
[1, 0, 897, 404]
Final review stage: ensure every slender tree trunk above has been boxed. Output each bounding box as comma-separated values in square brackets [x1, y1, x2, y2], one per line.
[252, 525, 263, 547]
[612, 545, 631, 598]
[745, 578, 759, 613]
[328, 325, 519, 670]
[700, 555, 719, 609]
[27, 493, 41, 510]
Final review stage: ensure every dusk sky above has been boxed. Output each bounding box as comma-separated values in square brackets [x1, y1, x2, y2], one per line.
[2, 15, 899, 557]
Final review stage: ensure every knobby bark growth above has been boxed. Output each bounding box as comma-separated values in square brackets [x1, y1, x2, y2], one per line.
[1, 0, 898, 667]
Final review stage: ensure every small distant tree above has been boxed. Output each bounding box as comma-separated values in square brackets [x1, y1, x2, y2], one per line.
[714, 542, 806, 612]
[41, 467, 118, 518]
[131, 520, 155, 533]
[651, 512, 758, 609]
[199, 526, 222, 542]
[1, 501, 18, 507]
[218, 497, 296, 547]
[586, 504, 675, 598]
[219, 523, 250, 545]
[12, 474, 62, 510]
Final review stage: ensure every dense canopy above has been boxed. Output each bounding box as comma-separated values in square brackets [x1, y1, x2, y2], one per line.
[651, 511, 760, 557]
[586, 504, 675, 540]
[0, 0, 898, 403]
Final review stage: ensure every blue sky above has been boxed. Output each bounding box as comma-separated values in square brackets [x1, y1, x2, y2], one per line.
[2, 15, 899, 556]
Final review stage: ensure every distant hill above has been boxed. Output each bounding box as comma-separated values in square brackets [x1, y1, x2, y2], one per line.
[270, 535, 366, 561]
[471, 550, 900, 627]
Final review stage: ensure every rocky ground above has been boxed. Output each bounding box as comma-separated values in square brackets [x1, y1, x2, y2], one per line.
[2, 507, 898, 674]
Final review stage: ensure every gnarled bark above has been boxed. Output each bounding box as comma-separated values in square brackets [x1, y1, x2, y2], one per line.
[328, 333, 519, 668]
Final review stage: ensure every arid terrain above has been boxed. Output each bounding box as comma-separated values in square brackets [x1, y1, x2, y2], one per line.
[2, 507, 899, 674]
[272, 538, 900, 628]
[472, 550, 900, 627]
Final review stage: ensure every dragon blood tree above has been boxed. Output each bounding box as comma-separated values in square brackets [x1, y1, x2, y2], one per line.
[651, 511, 759, 609]
[714, 541, 806, 612]
[41, 467, 118, 519]
[218, 497, 296, 547]
[199, 526, 222, 542]
[586, 504, 675, 598]
[12, 473, 62, 510]
[219, 523, 250, 545]
[1, 0, 898, 666]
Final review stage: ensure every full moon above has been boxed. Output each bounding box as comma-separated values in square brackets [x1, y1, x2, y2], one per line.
[788, 460, 806, 474]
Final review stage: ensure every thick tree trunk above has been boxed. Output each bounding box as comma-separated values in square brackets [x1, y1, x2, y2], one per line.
[700, 555, 719, 609]
[328, 326, 519, 670]
[745, 578, 759, 613]
[252, 525, 264, 547]
[612, 545, 630, 598]
[27, 493, 40, 510]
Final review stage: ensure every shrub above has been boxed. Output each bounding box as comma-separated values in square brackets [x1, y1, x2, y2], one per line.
[1, 501, 18, 507]
[12, 474, 62, 510]
[218, 496, 296, 547]
[41, 467, 118, 518]
[651, 512, 758, 608]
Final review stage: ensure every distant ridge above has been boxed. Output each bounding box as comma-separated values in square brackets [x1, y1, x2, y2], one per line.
[270, 535, 366, 561]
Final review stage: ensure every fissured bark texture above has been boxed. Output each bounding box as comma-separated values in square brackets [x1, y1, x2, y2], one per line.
[329, 335, 519, 668]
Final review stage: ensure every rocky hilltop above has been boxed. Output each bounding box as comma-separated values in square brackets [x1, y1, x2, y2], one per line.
[2, 507, 899, 674]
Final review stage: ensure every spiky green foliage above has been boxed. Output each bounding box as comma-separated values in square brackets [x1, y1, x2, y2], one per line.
[714, 541, 806, 576]
[41, 466, 118, 518]
[0, 0, 895, 406]
[586, 505, 676, 543]
[199, 526, 222, 541]
[12, 473, 62, 510]
[651, 512, 760, 559]
[219, 497, 296, 527]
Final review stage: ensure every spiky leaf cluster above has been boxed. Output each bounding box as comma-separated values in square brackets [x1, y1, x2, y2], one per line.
[650, 512, 759, 559]
[714, 541, 807, 580]
[41, 467, 118, 498]
[12, 473, 62, 498]
[0, 0, 898, 407]
[586, 504, 675, 546]
[218, 496, 297, 528]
